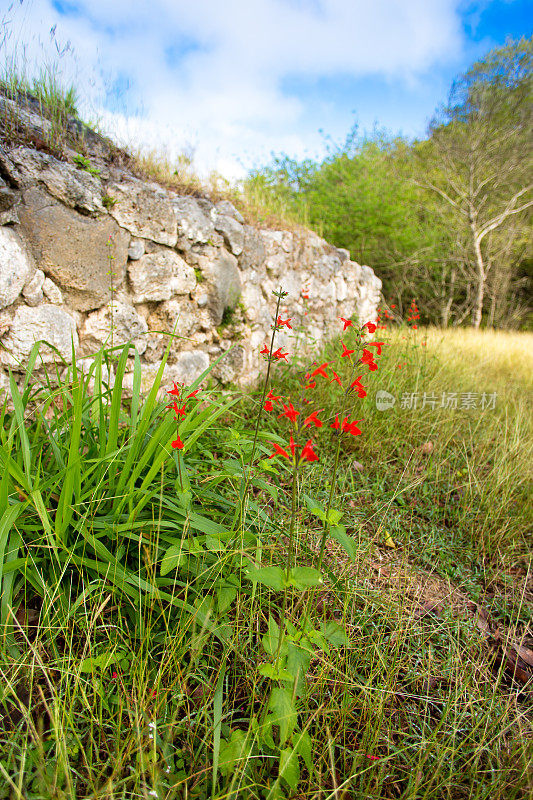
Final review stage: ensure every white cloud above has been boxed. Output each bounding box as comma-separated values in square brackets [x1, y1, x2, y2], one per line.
[1, 0, 467, 178]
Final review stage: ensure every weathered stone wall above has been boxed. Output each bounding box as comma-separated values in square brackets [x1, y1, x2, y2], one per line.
[0, 97, 381, 393]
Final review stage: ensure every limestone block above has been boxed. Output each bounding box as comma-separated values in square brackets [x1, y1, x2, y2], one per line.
[0, 226, 35, 309]
[128, 250, 196, 303]
[172, 196, 215, 248]
[212, 345, 245, 384]
[195, 247, 241, 325]
[214, 200, 244, 223]
[213, 213, 244, 256]
[239, 225, 266, 270]
[128, 237, 145, 260]
[0, 304, 78, 367]
[81, 300, 148, 355]
[42, 277, 63, 304]
[108, 180, 178, 246]
[0, 178, 16, 212]
[18, 187, 128, 312]
[170, 350, 210, 387]
[10, 147, 105, 214]
[22, 268, 45, 306]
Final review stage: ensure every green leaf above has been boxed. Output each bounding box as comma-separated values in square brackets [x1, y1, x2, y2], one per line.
[279, 746, 300, 790]
[262, 616, 283, 655]
[287, 566, 322, 590]
[321, 620, 349, 648]
[327, 508, 343, 526]
[79, 650, 120, 673]
[268, 687, 297, 745]
[304, 494, 326, 521]
[285, 643, 311, 697]
[329, 525, 357, 561]
[246, 565, 286, 591]
[160, 543, 187, 576]
[217, 587, 237, 614]
[258, 663, 294, 681]
[218, 729, 249, 777]
[294, 729, 313, 774]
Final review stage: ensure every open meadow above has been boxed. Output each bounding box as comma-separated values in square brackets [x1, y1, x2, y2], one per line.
[0, 321, 531, 800]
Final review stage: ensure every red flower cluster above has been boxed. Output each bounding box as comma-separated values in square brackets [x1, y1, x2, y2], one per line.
[269, 435, 319, 464]
[375, 306, 392, 331]
[166, 382, 201, 450]
[407, 299, 420, 329]
[330, 414, 362, 436]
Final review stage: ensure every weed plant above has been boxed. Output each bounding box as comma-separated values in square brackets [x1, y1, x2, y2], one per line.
[0, 297, 531, 799]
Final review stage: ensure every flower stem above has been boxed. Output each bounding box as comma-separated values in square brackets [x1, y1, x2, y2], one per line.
[232, 288, 284, 533]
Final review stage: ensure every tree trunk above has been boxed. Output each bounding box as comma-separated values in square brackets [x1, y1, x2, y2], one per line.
[471, 227, 486, 329]
[441, 266, 456, 327]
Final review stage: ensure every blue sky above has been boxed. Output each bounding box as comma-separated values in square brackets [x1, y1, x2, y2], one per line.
[2, 0, 531, 179]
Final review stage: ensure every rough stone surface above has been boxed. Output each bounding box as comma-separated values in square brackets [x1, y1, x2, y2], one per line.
[214, 200, 244, 223]
[42, 277, 63, 304]
[0, 304, 78, 367]
[81, 300, 148, 355]
[213, 213, 244, 256]
[108, 180, 178, 246]
[195, 247, 241, 325]
[212, 345, 245, 383]
[10, 147, 104, 214]
[128, 237, 145, 260]
[172, 196, 216, 249]
[239, 225, 266, 270]
[128, 250, 196, 303]
[171, 350, 210, 386]
[22, 268, 45, 306]
[0, 226, 35, 309]
[18, 187, 129, 311]
[0, 177, 16, 211]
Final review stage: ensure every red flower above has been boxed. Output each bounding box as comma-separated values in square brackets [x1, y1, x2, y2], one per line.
[340, 317, 352, 331]
[303, 410, 323, 429]
[365, 341, 385, 356]
[330, 414, 340, 430]
[264, 390, 280, 412]
[260, 344, 269, 355]
[363, 321, 377, 334]
[167, 401, 187, 419]
[186, 389, 200, 399]
[269, 443, 290, 460]
[342, 417, 362, 436]
[350, 376, 367, 398]
[171, 436, 184, 450]
[278, 402, 299, 423]
[111, 671, 118, 680]
[302, 291, 309, 300]
[300, 439, 319, 462]
[412, 325, 418, 330]
[341, 341, 355, 358]
[276, 316, 292, 329]
[305, 380, 317, 390]
[361, 349, 378, 371]
[273, 348, 289, 361]
[167, 381, 182, 397]
[330, 371, 342, 387]
[310, 362, 329, 379]
[391, 304, 396, 309]
[264, 401, 274, 411]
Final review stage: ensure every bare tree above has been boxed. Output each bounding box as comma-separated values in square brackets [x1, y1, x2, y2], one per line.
[415, 38, 533, 327]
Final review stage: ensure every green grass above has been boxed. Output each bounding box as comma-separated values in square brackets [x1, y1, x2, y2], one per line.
[0, 326, 531, 799]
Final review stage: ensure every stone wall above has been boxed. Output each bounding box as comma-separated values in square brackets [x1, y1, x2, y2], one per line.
[0, 97, 381, 394]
